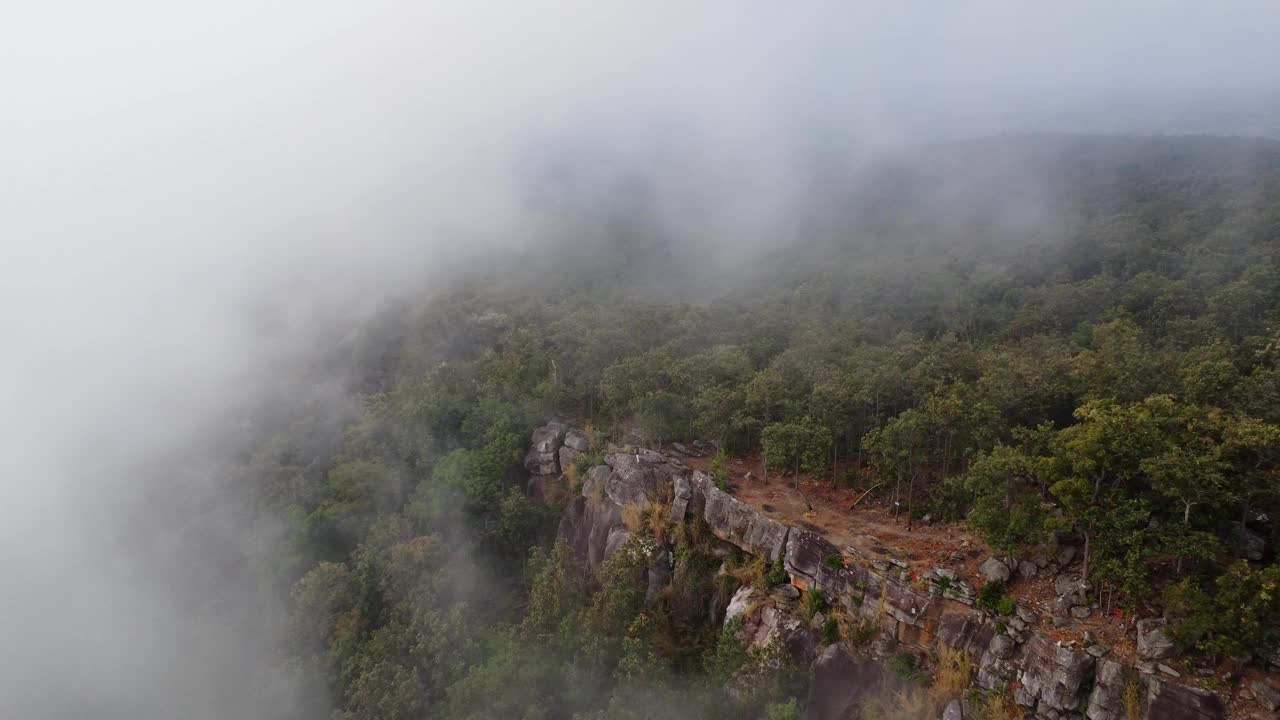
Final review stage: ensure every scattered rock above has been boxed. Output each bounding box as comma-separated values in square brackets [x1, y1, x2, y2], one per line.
[1058, 545, 1078, 566]
[1158, 663, 1181, 678]
[725, 586, 763, 622]
[1137, 618, 1176, 661]
[1252, 680, 1280, 712]
[1086, 644, 1110, 658]
[979, 557, 1011, 584]
[1018, 560, 1038, 579]
[1232, 522, 1266, 561]
[942, 698, 963, 720]
[1054, 573, 1086, 598]
[989, 633, 1015, 660]
[1071, 605, 1092, 619]
[773, 583, 800, 600]
[563, 428, 590, 452]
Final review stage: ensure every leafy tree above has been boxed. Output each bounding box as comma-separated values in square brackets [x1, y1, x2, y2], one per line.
[959, 444, 1051, 554]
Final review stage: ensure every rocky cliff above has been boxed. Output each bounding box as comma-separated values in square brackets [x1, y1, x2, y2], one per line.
[529, 422, 1242, 720]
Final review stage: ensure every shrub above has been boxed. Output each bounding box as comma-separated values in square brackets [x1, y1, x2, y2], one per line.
[824, 554, 845, 572]
[765, 557, 789, 587]
[710, 450, 731, 492]
[888, 652, 925, 683]
[977, 580, 1015, 615]
[765, 698, 801, 720]
[822, 615, 841, 645]
[803, 588, 830, 621]
[846, 618, 877, 648]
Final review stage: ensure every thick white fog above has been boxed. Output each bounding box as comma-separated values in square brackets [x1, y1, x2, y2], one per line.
[2, 1, 1279, 717]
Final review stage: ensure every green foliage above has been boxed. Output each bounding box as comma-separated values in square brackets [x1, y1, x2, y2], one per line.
[1165, 561, 1280, 661]
[803, 588, 829, 622]
[821, 615, 841, 645]
[977, 580, 1015, 616]
[824, 553, 844, 572]
[762, 417, 832, 476]
[888, 652, 926, 683]
[765, 698, 801, 720]
[258, 137, 1280, 720]
[765, 557, 789, 587]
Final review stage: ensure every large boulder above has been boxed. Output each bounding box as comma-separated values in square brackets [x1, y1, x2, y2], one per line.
[671, 470, 710, 523]
[805, 645, 882, 720]
[563, 428, 590, 452]
[725, 586, 763, 623]
[1146, 677, 1224, 720]
[703, 484, 789, 561]
[556, 494, 624, 572]
[1136, 618, 1176, 661]
[979, 557, 1011, 585]
[1085, 658, 1126, 720]
[1252, 680, 1280, 712]
[603, 450, 686, 507]
[524, 422, 566, 475]
[1231, 522, 1266, 561]
[558, 445, 581, 474]
[1016, 632, 1094, 713]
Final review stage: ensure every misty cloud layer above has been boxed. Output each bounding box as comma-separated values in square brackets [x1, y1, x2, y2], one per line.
[3, 1, 1280, 717]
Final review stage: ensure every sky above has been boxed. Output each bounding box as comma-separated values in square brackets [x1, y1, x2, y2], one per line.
[1, 1, 1278, 717]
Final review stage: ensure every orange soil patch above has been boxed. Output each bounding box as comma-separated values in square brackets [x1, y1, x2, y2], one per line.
[682, 450, 1140, 661]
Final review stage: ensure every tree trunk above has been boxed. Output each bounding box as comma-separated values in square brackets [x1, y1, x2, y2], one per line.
[1081, 530, 1091, 580]
[832, 442, 839, 490]
[1177, 501, 1194, 573]
[906, 471, 916, 532]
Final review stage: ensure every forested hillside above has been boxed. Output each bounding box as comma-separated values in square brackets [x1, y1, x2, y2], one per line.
[243, 136, 1280, 719]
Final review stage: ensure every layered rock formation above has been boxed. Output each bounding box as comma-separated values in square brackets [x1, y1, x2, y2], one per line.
[533, 422, 1235, 720]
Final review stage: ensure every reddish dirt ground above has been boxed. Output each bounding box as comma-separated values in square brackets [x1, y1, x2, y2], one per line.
[683, 450, 1138, 658]
[661, 443, 1271, 715]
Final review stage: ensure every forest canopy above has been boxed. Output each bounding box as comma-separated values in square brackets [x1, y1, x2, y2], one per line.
[243, 136, 1280, 719]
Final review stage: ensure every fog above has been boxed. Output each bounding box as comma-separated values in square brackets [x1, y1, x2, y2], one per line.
[2, 1, 1279, 717]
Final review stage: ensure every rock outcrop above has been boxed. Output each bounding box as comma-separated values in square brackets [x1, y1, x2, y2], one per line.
[537, 426, 1235, 720]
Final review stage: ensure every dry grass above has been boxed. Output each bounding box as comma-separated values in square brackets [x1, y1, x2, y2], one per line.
[727, 556, 768, 588]
[968, 689, 1019, 720]
[564, 461, 581, 492]
[860, 682, 942, 720]
[1123, 676, 1142, 720]
[931, 644, 974, 703]
[621, 501, 670, 545]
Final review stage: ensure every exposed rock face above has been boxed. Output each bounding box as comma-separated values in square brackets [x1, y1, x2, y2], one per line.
[1252, 680, 1280, 712]
[1231, 522, 1266, 561]
[603, 450, 687, 506]
[1136, 618, 1176, 661]
[1146, 677, 1224, 720]
[1086, 657, 1127, 720]
[557, 494, 623, 572]
[563, 428, 590, 453]
[702, 483, 789, 561]
[540, 426, 1233, 720]
[525, 421, 566, 475]
[979, 556, 1011, 584]
[806, 645, 882, 720]
[1015, 633, 1095, 714]
[557, 445, 581, 474]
